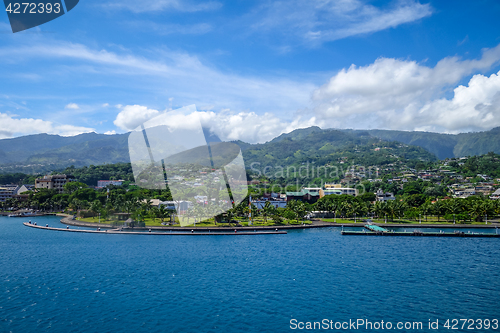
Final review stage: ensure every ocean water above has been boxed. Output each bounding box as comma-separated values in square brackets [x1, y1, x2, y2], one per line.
[1, 215, 499, 333]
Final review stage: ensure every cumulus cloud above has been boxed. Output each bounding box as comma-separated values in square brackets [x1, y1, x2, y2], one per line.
[312, 43, 500, 132]
[114, 104, 318, 143]
[201, 110, 319, 143]
[0, 113, 94, 139]
[113, 105, 160, 130]
[65, 103, 79, 109]
[410, 71, 500, 132]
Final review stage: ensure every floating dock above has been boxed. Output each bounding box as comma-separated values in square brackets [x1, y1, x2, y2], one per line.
[364, 224, 389, 233]
[342, 224, 499, 238]
[23, 222, 287, 235]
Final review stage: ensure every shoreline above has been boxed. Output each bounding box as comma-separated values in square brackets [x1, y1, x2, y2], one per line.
[57, 215, 500, 230]
[58, 215, 336, 230]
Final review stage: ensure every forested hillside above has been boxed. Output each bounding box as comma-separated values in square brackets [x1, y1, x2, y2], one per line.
[2, 126, 500, 174]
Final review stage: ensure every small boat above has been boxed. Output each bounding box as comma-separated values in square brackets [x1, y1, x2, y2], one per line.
[8, 212, 41, 217]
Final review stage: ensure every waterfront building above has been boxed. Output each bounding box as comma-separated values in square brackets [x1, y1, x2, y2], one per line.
[286, 188, 323, 204]
[0, 185, 30, 202]
[159, 201, 192, 212]
[35, 175, 75, 194]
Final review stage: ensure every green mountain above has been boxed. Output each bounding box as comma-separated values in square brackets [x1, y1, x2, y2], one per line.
[237, 128, 436, 177]
[344, 127, 500, 160]
[351, 129, 458, 160]
[2, 126, 500, 174]
[0, 133, 130, 173]
[0, 132, 129, 164]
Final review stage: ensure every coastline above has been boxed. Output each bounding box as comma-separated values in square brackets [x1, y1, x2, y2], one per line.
[58, 215, 336, 230]
[57, 214, 500, 230]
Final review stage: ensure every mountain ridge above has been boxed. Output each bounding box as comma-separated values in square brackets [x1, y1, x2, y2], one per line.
[1, 126, 500, 173]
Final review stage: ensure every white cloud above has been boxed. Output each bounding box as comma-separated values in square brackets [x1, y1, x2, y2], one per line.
[248, 0, 432, 45]
[127, 21, 212, 35]
[408, 71, 500, 132]
[114, 105, 160, 130]
[0, 113, 94, 139]
[115, 105, 318, 143]
[204, 110, 319, 143]
[65, 103, 79, 109]
[312, 44, 500, 132]
[104, 130, 117, 135]
[103, 0, 222, 13]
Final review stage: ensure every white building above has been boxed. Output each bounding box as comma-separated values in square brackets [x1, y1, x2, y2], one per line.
[35, 175, 75, 194]
[324, 184, 358, 196]
[490, 189, 500, 200]
[97, 180, 123, 188]
[376, 189, 395, 202]
[0, 185, 30, 202]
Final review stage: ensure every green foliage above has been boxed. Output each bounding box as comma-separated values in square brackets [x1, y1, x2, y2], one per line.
[358, 192, 376, 202]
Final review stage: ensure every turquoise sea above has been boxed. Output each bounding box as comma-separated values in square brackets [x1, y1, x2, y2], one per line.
[1, 215, 499, 332]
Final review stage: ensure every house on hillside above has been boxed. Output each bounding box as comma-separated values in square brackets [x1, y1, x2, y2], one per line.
[375, 189, 395, 202]
[490, 189, 500, 199]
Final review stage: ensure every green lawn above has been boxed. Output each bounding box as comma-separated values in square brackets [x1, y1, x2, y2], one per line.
[75, 215, 312, 227]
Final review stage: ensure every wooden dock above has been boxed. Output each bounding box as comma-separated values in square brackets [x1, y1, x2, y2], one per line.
[23, 223, 287, 235]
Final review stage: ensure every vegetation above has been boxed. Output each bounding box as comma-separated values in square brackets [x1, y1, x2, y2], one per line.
[315, 194, 499, 224]
[2, 128, 500, 227]
[4, 125, 500, 174]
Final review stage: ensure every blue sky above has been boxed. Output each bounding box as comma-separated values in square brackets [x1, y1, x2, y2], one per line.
[1, 0, 500, 142]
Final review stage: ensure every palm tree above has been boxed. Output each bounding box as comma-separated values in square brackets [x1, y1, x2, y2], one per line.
[385, 200, 405, 221]
[90, 200, 102, 219]
[287, 200, 307, 223]
[156, 204, 170, 223]
[364, 202, 374, 219]
[469, 200, 486, 222]
[433, 200, 446, 222]
[327, 200, 340, 220]
[348, 201, 361, 220]
[395, 201, 407, 220]
[373, 201, 386, 220]
[262, 201, 276, 224]
[419, 202, 433, 222]
[338, 201, 350, 218]
[468, 199, 494, 222]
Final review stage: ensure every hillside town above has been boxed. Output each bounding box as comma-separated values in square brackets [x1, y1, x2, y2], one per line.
[0, 153, 500, 225]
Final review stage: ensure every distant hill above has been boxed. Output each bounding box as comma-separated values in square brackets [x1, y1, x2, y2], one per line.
[0, 133, 130, 173]
[2, 126, 500, 173]
[346, 129, 458, 159]
[237, 128, 436, 177]
[344, 127, 500, 160]
[0, 132, 129, 164]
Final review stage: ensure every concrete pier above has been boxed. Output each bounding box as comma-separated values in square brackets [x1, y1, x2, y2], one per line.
[341, 230, 500, 238]
[23, 222, 287, 235]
